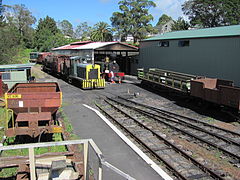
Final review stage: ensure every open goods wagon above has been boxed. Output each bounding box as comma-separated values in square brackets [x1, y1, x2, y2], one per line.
[138, 68, 240, 111]
[5, 82, 63, 138]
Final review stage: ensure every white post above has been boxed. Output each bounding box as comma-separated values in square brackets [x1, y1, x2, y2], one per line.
[29, 147, 36, 180]
[84, 141, 89, 180]
[98, 161, 103, 180]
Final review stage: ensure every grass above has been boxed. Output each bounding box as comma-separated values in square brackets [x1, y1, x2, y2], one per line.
[0, 167, 18, 178]
[0, 108, 6, 142]
[13, 48, 32, 64]
[58, 107, 82, 152]
[12, 48, 32, 64]
[31, 64, 43, 79]
[0, 104, 81, 178]
[0, 109, 69, 178]
[203, 117, 215, 124]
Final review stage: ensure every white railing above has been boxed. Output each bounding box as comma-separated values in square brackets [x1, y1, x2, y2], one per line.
[0, 139, 135, 180]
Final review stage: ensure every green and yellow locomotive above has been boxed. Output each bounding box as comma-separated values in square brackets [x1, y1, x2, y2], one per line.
[43, 55, 105, 89]
[68, 56, 105, 89]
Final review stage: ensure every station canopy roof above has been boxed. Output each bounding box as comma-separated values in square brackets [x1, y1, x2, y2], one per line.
[145, 24, 240, 41]
[52, 41, 138, 51]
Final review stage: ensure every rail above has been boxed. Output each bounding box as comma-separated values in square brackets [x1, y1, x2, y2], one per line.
[0, 139, 135, 180]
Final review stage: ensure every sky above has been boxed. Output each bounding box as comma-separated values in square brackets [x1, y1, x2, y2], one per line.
[5, 0, 186, 28]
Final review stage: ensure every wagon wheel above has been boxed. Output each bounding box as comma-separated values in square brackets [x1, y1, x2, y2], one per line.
[68, 77, 72, 84]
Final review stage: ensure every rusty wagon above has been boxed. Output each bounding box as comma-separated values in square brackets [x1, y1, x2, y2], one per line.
[138, 68, 240, 112]
[5, 82, 62, 138]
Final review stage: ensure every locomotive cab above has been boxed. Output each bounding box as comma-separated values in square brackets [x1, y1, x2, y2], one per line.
[69, 56, 105, 89]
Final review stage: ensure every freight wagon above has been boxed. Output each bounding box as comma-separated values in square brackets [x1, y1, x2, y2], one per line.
[36, 52, 52, 64]
[138, 68, 240, 112]
[5, 82, 62, 138]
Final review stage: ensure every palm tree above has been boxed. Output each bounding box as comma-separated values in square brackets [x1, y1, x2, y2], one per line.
[90, 22, 113, 42]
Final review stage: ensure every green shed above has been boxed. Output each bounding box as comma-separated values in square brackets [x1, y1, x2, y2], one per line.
[139, 25, 240, 86]
[0, 63, 35, 89]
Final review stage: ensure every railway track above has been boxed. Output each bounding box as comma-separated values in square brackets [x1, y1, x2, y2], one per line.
[107, 96, 240, 163]
[96, 98, 227, 180]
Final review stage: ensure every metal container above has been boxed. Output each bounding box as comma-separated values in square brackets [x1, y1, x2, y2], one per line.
[191, 78, 240, 110]
[5, 82, 62, 137]
[219, 85, 240, 110]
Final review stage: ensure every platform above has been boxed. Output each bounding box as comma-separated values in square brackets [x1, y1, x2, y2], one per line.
[59, 79, 170, 180]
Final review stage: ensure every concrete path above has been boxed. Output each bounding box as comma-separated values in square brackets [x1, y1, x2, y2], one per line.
[58, 80, 164, 180]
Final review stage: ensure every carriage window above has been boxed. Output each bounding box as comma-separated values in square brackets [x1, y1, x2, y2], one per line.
[2, 72, 11, 80]
[178, 40, 190, 47]
[158, 41, 169, 47]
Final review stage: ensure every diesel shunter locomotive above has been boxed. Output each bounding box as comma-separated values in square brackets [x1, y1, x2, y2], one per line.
[43, 55, 105, 89]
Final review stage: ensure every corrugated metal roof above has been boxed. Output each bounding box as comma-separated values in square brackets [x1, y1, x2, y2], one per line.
[70, 41, 92, 45]
[145, 25, 240, 41]
[52, 44, 81, 50]
[73, 42, 117, 50]
[0, 63, 35, 69]
[52, 41, 138, 51]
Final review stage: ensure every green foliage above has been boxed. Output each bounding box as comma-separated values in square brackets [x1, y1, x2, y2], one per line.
[0, 167, 17, 178]
[90, 22, 113, 42]
[0, 108, 5, 143]
[12, 48, 32, 64]
[111, 0, 156, 43]
[0, 24, 22, 64]
[0, 4, 35, 64]
[34, 16, 75, 52]
[75, 22, 92, 40]
[183, 0, 240, 28]
[5, 4, 36, 48]
[36, 16, 59, 35]
[156, 14, 172, 26]
[171, 17, 190, 31]
[58, 19, 74, 37]
[111, 12, 127, 41]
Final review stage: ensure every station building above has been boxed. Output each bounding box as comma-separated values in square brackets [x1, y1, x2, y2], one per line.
[139, 25, 240, 85]
[52, 41, 139, 74]
[0, 63, 35, 89]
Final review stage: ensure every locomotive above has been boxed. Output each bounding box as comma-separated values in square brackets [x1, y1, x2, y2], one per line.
[43, 55, 105, 89]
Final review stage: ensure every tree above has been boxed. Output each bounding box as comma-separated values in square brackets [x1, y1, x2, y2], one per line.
[90, 22, 113, 42]
[74, 22, 92, 40]
[0, 3, 23, 64]
[111, 12, 127, 41]
[156, 14, 172, 26]
[34, 16, 60, 51]
[4, 4, 36, 48]
[182, 0, 240, 28]
[111, 0, 156, 43]
[58, 20, 74, 37]
[39, 32, 73, 52]
[0, 23, 21, 64]
[36, 16, 59, 35]
[171, 17, 190, 31]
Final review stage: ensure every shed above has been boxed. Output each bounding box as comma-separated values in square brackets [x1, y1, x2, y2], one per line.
[0, 63, 35, 89]
[52, 41, 139, 74]
[139, 25, 240, 85]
